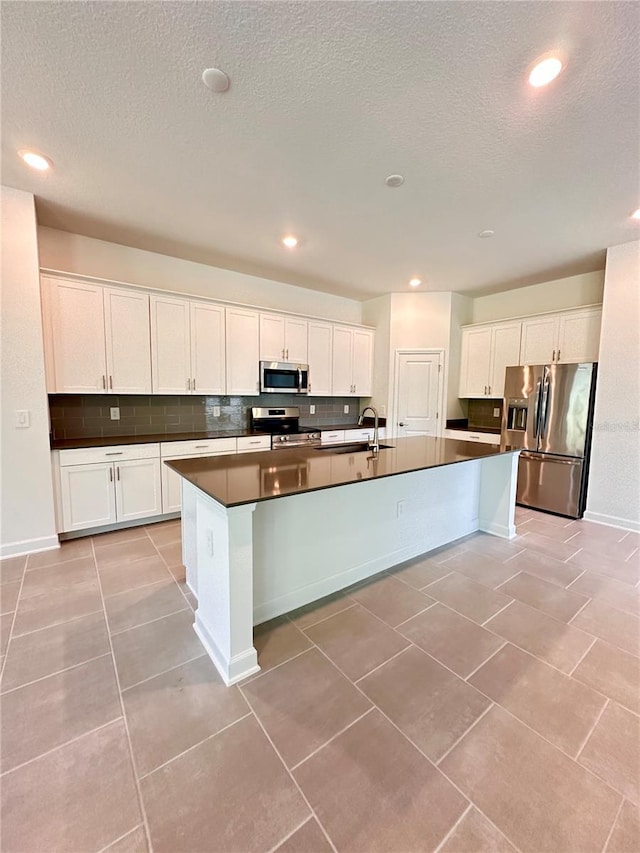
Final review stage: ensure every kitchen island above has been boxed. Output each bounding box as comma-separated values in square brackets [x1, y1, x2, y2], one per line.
[167, 437, 520, 685]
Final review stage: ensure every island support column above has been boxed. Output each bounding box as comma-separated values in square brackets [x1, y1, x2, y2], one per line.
[478, 451, 520, 539]
[185, 482, 260, 685]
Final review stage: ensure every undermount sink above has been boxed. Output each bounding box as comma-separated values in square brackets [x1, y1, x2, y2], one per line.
[315, 442, 394, 454]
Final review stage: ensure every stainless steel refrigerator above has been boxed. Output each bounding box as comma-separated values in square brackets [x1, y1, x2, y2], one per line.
[502, 362, 598, 518]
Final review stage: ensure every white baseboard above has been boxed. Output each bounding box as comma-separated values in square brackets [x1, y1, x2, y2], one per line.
[0, 535, 60, 559]
[582, 510, 640, 533]
[478, 519, 517, 540]
[194, 615, 260, 686]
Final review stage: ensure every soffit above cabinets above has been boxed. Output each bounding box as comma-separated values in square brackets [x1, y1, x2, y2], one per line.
[3, 2, 639, 299]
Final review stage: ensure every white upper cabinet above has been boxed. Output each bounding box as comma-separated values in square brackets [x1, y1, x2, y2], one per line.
[227, 307, 260, 395]
[45, 278, 108, 393]
[520, 315, 560, 365]
[459, 322, 521, 398]
[44, 277, 152, 394]
[307, 321, 333, 395]
[104, 288, 152, 394]
[556, 308, 601, 363]
[520, 307, 601, 365]
[331, 326, 374, 396]
[190, 302, 225, 394]
[259, 313, 308, 363]
[150, 295, 191, 394]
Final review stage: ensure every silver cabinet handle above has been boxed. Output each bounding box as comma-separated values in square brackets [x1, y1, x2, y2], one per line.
[249, 440, 261, 445]
[484, 385, 487, 395]
[116, 466, 120, 481]
[552, 350, 556, 362]
[192, 378, 196, 391]
[102, 375, 106, 389]
[109, 375, 113, 390]
[488, 385, 491, 395]
[557, 349, 561, 362]
[105, 452, 123, 456]
[109, 468, 113, 481]
[195, 444, 208, 449]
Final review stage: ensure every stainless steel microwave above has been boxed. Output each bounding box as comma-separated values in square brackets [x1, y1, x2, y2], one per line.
[259, 361, 309, 394]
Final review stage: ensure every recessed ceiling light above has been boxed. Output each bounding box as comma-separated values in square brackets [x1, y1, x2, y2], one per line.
[202, 67, 230, 92]
[631, 209, 640, 220]
[281, 235, 298, 249]
[478, 229, 495, 238]
[409, 278, 422, 287]
[529, 56, 563, 88]
[384, 175, 405, 188]
[18, 150, 53, 171]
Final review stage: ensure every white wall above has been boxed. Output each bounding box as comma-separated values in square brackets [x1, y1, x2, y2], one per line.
[361, 294, 391, 415]
[38, 227, 363, 324]
[1, 188, 58, 556]
[586, 241, 640, 531]
[471, 270, 604, 324]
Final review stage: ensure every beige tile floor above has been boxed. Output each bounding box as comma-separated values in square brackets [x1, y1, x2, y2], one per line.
[1, 509, 639, 852]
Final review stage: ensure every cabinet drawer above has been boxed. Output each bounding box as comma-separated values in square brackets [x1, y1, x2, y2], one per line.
[59, 443, 160, 467]
[236, 435, 271, 453]
[160, 437, 237, 457]
[444, 429, 499, 445]
[321, 430, 345, 444]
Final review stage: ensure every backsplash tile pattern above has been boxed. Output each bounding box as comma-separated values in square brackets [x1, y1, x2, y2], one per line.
[48, 395, 362, 440]
[468, 398, 503, 430]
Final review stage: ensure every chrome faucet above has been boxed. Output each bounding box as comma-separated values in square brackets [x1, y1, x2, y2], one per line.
[358, 406, 380, 454]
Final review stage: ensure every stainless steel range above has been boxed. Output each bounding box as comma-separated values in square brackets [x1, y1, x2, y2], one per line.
[250, 407, 321, 450]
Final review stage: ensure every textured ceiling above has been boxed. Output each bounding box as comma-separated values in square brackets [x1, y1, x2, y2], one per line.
[2, 1, 639, 300]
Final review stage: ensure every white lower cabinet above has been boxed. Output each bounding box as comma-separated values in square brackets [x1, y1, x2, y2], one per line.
[58, 444, 161, 533]
[443, 428, 500, 445]
[236, 435, 271, 453]
[161, 437, 237, 513]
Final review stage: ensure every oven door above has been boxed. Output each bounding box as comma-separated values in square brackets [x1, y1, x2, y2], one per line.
[260, 362, 309, 394]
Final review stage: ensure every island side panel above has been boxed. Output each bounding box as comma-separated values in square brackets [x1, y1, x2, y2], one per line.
[252, 459, 482, 624]
[188, 484, 260, 685]
[477, 451, 520, 539]
[181, 478, 198, 596]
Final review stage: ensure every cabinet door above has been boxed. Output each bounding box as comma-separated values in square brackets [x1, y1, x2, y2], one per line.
[489, 322, 522, 397]
[161, 461, 185, 514]
[459, 327, 491, 397]
[60, 463, 116, 531]
[520, 316, 559, 365]
[307, 322, 332, 395]
[226, 308, 260, 395]
[104, 288, 152, 394]
[191, 302, 225, 394]
[331, 327, 354, 395]
[556, 309, 601, 363]
[48, 279, 107, 393]
[352, 329, 374, 396]
[259, 313, 285, 361]
[115, 458, 162, 521]
[150, 296, 191, 394]
[284, 318, 308, 363]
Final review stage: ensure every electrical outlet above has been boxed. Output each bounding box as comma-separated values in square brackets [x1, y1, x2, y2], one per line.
[309, 404, 316, 415]
[493, 408, 500, 418]
[110, 407, 120, 421]
[343, 404, 349, 414]
[213, 406, 221, 417]
[207, 529, 214, 557]
[397, 499, 406, 518]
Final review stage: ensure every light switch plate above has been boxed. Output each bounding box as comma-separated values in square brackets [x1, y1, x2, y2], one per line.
[493, 408, 500, 418]
[15, 410, 30, 428]
[110, 407, 120, 421]
[343, 405, 349, 414]
[213, 406, 221, 417]
[309, 404, 316, 415]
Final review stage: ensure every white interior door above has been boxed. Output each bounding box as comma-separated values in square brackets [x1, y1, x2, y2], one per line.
[395, 351, 443, 437]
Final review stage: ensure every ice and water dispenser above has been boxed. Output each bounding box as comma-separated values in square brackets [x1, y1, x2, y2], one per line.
[506, 398, 528, 431]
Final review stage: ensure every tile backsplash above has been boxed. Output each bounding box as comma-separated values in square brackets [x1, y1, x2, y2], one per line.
[467, 398, 503, 430]
[48, 394, 362, 440]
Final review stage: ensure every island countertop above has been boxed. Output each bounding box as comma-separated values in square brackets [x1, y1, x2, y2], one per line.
[165, 435, 517, 508]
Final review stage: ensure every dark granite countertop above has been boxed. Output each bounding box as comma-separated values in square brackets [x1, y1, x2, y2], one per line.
[166, 435, 517, 508]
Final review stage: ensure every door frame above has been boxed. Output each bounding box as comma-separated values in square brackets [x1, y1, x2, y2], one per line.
[391, 348, 446, 439]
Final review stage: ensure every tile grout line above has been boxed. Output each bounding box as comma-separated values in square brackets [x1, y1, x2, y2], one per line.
[7, 607, 104, 641]
[567, 636, 599, 677]
[263, 816, 315, 853]
[287, 601, 358, 632]
[108, 604, 191, 638]
[0, 651, 112, 696]
[565, 569, 587, 589]
[0, 557, 28, 681]
[238, 685, 339, 853]
[463, 641, 508, 681]
[392, 601, 438, 630]
[119, 651, 208, 694]
[480, 600, 514, 626]
[91, 537, 154, 853]
[136, 712, 254, 782]
[568, 596, 595, 624]
[0, 716, 123, 778]
[102, 573, 180, 601]
[96, 823, 146, 853]
[353, 645, 412, 683]
[574, 698, 610, 763]
[599, 796, 625, 853]
[435, 702, 496, 767]
[431, 803, 473, 853]
[288, 707, 375, 772]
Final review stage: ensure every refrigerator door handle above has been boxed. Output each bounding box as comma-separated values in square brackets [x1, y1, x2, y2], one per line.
[540, 374, 551, 438]
[533, 378, 543, 438]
